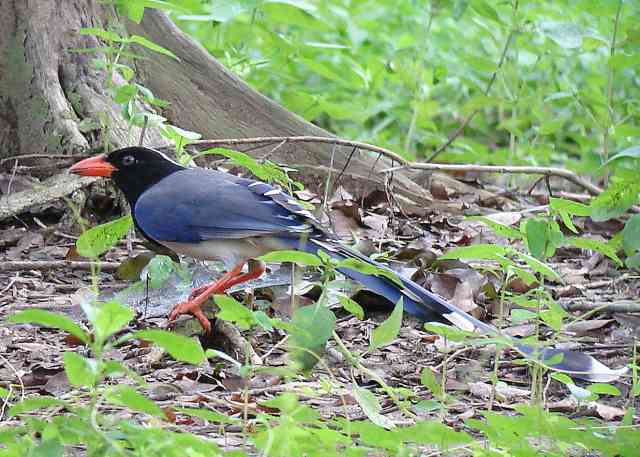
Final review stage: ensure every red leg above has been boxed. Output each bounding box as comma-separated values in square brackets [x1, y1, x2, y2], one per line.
[167, 260, 266, 333]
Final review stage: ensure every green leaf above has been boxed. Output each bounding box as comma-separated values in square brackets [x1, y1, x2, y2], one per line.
[159, 124, 202, 149]
[604, 145, 640, 165]
[540, 301, 568, 332]
[539, 21, 584, 49]
[253, 310, 275, 331]
[337, 295, 364, 320]
[93, 301, 134, 345]
[424, 323, 475, 342]
[511, 308, 537, 323]
[122, 3, 145, 23]
[32, 439, 63, 457]
[116, 252, 154, 281]
[114, 84, 138, 104]
[566, 237, 623, 267]
[369, 299, 403, 351]
[522, 217, 562, 259]
[134, 330, 205, 364]
[622, 214, 640, 255]
[587, 383, 621, 396]
[513, 252, 561, 282]
[550, 198, 592, 234]
[289, 304, 336, 371]
[0, 387, 8, 398]
[440, 244, 508, 261]
[259, 250, 322, 266]
[76, 215, 132, 258]
[626, 252, 640, 269]
[420, 368, 443, 399]
[145, 255, 175, 288]
[353, 386, 395, 429]
[591, 179, 640, 221]
[63, 352, 97, 387]
[104, 385, 163, 417]
[470, 0, 502, 23]
[9, 397, 66, 416]
[215, 295, 256, 330]
[199, 148, 290, 184]
[551, 372, 574, 385]
[9, 310, 89, 344]
[397, 421, 473, 447]
[127, 35, 179, 60]
[466, 216, 522, 239]
[79, 27, 121, 42]
[542, 352, 565, 367]
[336, 257, 403, 288]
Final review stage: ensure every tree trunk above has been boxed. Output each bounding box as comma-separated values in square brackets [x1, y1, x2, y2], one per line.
[0, 1, 429, 213]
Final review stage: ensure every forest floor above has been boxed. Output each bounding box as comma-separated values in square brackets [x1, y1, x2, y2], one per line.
[0, 173, 638, 452]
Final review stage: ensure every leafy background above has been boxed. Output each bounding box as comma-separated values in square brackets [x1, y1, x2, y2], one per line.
[164, 0, 640, 172]
[1, 0, 639, 456]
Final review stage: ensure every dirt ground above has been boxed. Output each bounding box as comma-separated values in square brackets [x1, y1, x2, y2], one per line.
[1, 176, 638, 450]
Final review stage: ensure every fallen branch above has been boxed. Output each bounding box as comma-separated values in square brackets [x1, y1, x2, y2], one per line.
[215, 319, 263, 366]
[0, 260, 120, 272]
[189, 136, 410, 166]
[562, 300, 640, 313]
[0, 173, 96, 221]
[381, 162, 602, 196]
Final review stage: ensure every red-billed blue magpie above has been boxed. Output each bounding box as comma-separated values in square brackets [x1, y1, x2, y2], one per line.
[69, 147, 626, 382]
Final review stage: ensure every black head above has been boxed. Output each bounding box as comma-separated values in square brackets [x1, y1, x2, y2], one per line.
[70, 146, 185, 205]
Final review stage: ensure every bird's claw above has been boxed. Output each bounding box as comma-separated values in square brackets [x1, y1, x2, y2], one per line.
[188, 284, 211, 301]
[167, 300, 212, 334]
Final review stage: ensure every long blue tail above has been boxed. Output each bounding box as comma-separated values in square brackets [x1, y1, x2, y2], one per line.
[297, 238, 626, 382]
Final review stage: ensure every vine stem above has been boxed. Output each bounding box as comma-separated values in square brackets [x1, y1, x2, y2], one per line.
[332, 331, 417, 419]
[190, 136, 602, 195]
[381, 162, 602, 195]
[426, 0, 520, 163]
[602, 0, 624, 185]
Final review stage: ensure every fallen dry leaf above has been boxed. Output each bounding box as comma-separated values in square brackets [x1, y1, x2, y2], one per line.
[564, 319, 614, 336]
[469, 381, 531, 403]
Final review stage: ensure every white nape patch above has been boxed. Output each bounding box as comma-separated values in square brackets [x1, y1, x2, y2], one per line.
[444, 312, 476, 332]
[152, 149, 183, 167]
[264, 189, 280, 196]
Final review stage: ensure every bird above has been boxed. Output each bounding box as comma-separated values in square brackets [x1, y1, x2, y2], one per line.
[69, 146, 625, 382]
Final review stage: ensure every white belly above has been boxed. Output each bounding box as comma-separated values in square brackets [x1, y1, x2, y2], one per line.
[163, 237, 289, 268]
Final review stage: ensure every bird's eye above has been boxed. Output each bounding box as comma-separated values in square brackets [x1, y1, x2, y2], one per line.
[122, 155, 136, 166]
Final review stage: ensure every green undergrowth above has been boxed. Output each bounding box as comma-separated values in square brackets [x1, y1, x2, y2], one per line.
[3, 2, 640, 455]
[1, 249, 638, 456]
[2, 161, 640, 455]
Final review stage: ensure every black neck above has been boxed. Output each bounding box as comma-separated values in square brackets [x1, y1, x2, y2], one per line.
[113, 161, 184, 206]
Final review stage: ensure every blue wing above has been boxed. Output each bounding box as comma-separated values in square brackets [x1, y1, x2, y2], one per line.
[134, 168, 318, 243]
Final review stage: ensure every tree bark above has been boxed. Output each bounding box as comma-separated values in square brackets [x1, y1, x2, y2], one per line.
[0, 1, 429, 213]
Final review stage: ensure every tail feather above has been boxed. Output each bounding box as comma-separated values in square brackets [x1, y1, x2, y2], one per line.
[299, 238, 626, 382]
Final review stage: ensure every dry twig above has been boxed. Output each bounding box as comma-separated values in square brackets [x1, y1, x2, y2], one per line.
[0, 260, 120, 272]
[381, 162, 602, 195]
[189, 136, 409, 166]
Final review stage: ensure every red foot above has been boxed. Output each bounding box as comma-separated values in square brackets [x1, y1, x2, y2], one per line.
[168, 300, 212, 333]
[166, 260, 266, 334]
[188, 283, 212, 301]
